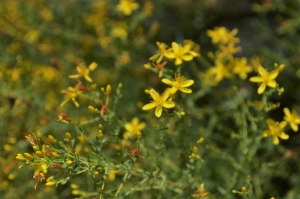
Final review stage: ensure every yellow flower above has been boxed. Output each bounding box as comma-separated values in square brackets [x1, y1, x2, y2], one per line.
[111, 23, 128, 40]
[206, 27, 240, 44]
[123, 117, 146, 139]
[191, 183, 208, 198]
[207, 61, 231, 83]
[162, 74, 194, 94]
[219, 42, 242, 58]
[60, 81, 84, 107]
[283, 108, 300, 132]
[149, 42, 172, 63]
[249, 66, 280, 94]
[142, 88, 175, 117]
[262, 119, 288, 145]
[165, 42, 199, 65]
[107, 170, 118, 181]
[233, 57, 253, 79]
[69, 62, 98, 82]
[117, 0, 139, 16]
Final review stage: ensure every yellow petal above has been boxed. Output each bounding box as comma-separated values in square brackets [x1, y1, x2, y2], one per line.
[149, 89, 159, 101]
[155, 106, 162, 117]
[137, 123, 146, 130]
[68, 74, 81, 79]
[161, 88, 171, 101]
[170, 87, 178, 94]
[162, 78, 174, 86]
[257, 66, 266, 76]
[142, 102, 157, 110]
[174, 58, 183, 65]
[272, 136, 279, 145]
[290, 123, 298, 132]
[162, 101, 175, 108]
[182, 79, 194, 87]
[279, 121, 287, 129]
[88, 62, 98, 71]
[171, 42, 179, 52]
[279, 132, 289, 140]
[267, 119, 276, 128]
[181, 55, 193, 61]
[124, 124, 133, 132]
[132, 117, 139, 125]
[257, 83, 266, 94]
[267, 80, 277, 88]
[84, 75, 93, 82]
[249, 77, 263, 82]
[165, 52, 176, 59]
[283, 108, 291, 118]
[179, 88, 192, 93]
[269, 69, 279, 79]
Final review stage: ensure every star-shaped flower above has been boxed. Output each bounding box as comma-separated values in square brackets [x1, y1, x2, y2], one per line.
[123, 117, 146, 139]
[116, 0, 139, 16]
[162, 74, 194, 94]
[69, 62, 97, 82]
[283, 108, 300, 132]
[262, 119, 288, 145]
[142, 88, 175, 117]
[165, 42, 199, 65]
[249, 66, 280, 94]
[233, 57, 253, 79]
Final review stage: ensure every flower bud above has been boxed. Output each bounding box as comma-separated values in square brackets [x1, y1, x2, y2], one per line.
[118, 83, 123, 88]
[94, 171, 99, 176]
[98, 124, 103, 129]
[88, 106, 97, 113]
[48, 135, 56, 143]
[66, 132, 72, 140]
[24, 153, 34, 160]
[15, 155, 26, 161]
[197, 137, 204, 144]
[193, 146, 198, 154]
[106, 84, 111, 96]
[242, 186, 247, 193]
[35, 151, 44, 158]
[46, 181, 56, 186]
[66, 160, 73, 166]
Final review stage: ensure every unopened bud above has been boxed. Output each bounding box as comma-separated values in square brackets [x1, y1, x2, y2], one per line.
[35, 151, 44, 158]
[94, 171, 99, 176]
[98, 124, 103, 129]
[242, 186, 247, 193]
[106, 84, 111, 96]
[47, 176, 54, 182]
[189, 153, 196, 159]
[193, 146, 198, 154]
[144, 63, 152, 69]
[118, 83, 123, 88]
[88, 106, 97, 113]
[278, 64, 285, 72]
[66, 160, 73, 166]
[48, 135, 56, 143]
[197, 137, 204, 144]
[37, 131, 42, 138]
[51, 152, 60, 158]
[46, 181, 56, 186]
[66, 132, 72, 140]
[15, 155, 26, 161]
[24, 153, 34, 160]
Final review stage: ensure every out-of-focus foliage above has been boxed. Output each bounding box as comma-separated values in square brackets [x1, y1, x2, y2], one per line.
[0, 0, 299, 199]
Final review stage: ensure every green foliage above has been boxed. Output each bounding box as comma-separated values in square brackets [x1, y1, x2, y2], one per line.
[0, 0, 299, 199]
